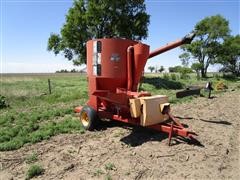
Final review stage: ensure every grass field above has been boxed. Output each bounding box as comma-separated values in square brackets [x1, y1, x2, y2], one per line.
[0, 73, 239, 151]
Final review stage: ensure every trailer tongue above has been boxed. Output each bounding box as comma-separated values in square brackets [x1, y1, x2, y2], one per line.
[75, 32, 197, 145]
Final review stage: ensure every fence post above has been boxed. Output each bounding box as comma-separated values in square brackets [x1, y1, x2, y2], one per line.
[48, 79, 52, 94]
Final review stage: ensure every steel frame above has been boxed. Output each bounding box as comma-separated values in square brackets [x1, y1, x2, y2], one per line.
[75, 106, 197, 145]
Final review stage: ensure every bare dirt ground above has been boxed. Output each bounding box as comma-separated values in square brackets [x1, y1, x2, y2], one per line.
[1, 90, 240, 180]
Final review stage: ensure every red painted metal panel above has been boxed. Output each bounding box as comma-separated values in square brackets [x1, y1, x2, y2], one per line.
[77, 34, 197, 145]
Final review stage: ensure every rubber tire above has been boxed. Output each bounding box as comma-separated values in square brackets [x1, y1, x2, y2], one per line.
[79, 106, 99, 131]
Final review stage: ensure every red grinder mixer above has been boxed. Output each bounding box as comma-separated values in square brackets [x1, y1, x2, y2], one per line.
[75, 33, 197, 145]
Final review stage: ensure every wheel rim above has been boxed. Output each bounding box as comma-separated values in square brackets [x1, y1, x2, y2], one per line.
[80, 111, 89, 127]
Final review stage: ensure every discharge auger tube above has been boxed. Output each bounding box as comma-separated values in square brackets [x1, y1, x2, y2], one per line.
[148, 32, 195, 59]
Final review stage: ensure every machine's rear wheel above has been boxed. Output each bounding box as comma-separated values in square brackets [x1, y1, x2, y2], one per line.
[79, 106, 99, 131]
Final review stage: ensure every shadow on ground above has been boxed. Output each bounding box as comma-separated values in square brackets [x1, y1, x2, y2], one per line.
[120, 127, 169, 147]
[175, 116, 232, 125]
[142, 77, 184, 89]
[96, 120, 204, 147]
[199, 119, 232, 125]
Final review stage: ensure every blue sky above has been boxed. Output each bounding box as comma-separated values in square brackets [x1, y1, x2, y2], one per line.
[1, 0, 239, 73]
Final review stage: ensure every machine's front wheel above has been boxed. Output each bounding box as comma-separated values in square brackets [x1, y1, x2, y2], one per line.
[79, 106, 99, 131]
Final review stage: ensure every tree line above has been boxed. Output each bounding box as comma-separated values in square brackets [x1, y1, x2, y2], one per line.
[149, 15, 239, 78]
[180, 15, 239, 77]
[55, 69, 86, 73]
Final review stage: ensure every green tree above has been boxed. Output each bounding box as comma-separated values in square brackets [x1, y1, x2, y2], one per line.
[155, 65, 158, 73]
[179, 52, 190, 67]
[179, 67, 193, 79]
[48, 0, 150, 65]
[148, 66, 155, 73]
[158, 66, 165, 73]
[217, 35, 240, 76]
[70, 69, 77, 73]
[168, 66, 192, 79]
[191, 62, 202, 80]
[180, 15, 230, 77]
[168, 66, 182, 73]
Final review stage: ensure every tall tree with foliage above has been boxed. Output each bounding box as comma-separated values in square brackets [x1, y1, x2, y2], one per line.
[191, 62, 202, 79]
[158, 66, 165, 73]
[217, 35, 240, 76]
[180, 15, 230, 77]
[47, 0, 150, 65]
[179, 52, 190, 67]
[148, 66, 155, 73]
